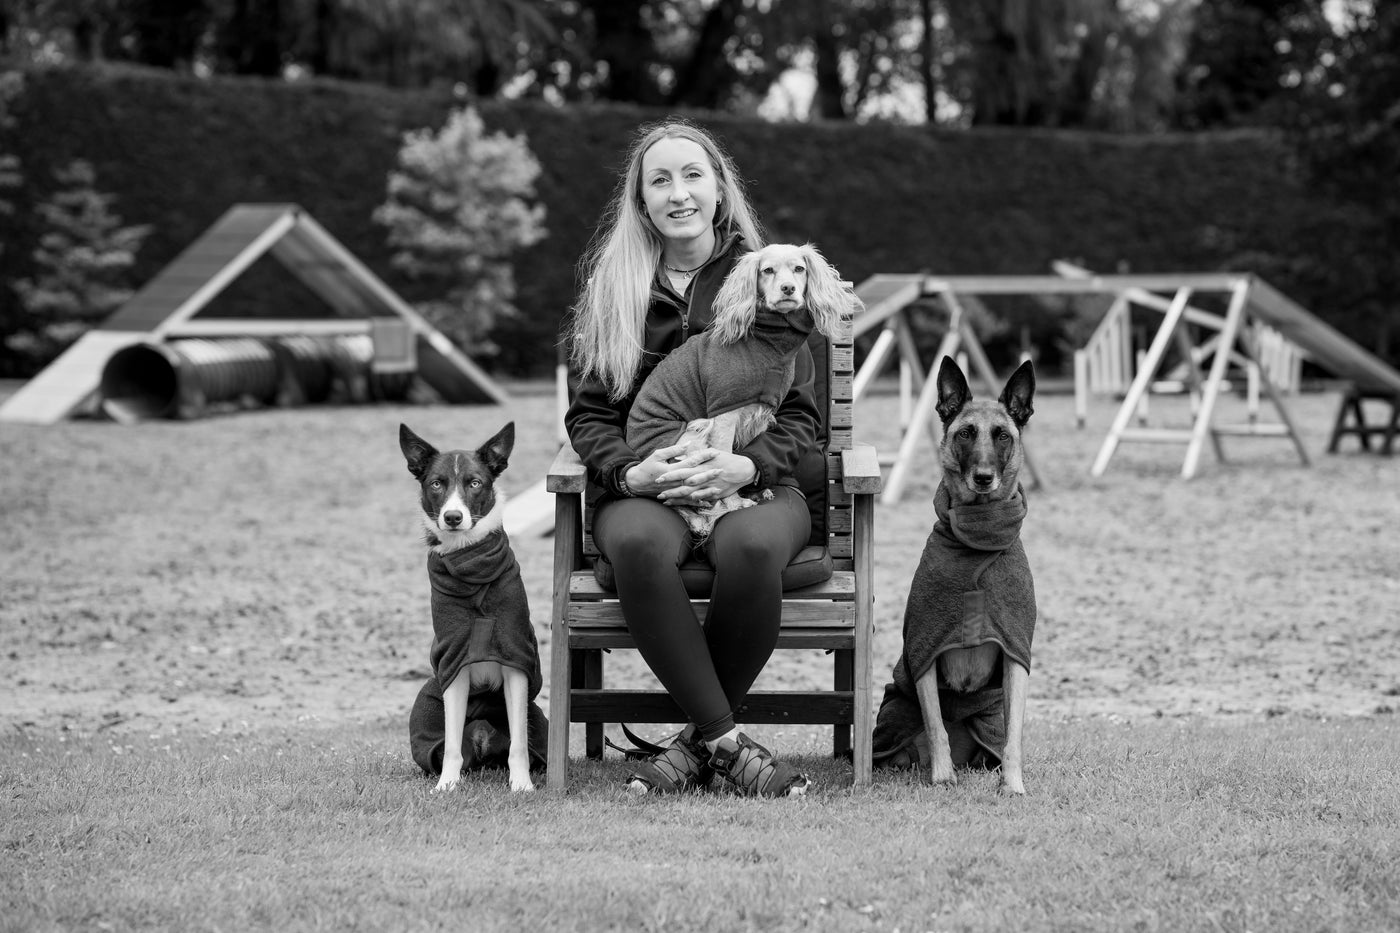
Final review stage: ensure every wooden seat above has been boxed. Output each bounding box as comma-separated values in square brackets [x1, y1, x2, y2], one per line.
[544, 317, 881, 790]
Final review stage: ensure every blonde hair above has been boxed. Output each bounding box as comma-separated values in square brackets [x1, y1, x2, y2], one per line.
[569, 118, 766, 400]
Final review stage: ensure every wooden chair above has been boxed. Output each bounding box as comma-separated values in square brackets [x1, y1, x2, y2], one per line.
[544, 316, 881, 791]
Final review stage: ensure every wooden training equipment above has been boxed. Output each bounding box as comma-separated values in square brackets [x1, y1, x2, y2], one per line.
[851, 267, 1397, 479]
[545, 314, 881, 791]
[849, 274, 1042, 504]
[1328, 387, 1400, 455]
[0, 204, 507, 425]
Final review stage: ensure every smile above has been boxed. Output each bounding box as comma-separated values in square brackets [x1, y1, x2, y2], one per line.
[668, 208, 698, 219]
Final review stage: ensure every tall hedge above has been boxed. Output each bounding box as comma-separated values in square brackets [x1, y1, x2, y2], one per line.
[1, 63, 1351, 376]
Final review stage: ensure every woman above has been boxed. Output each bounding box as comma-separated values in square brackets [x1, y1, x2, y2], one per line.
[566, 118, 819, 797]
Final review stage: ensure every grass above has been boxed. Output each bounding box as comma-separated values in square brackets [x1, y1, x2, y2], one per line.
[3, 717, 1396, 932]
[3, 378, 1399, 931]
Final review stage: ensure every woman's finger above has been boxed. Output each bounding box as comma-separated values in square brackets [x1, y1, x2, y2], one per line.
[651, 442, 690, 462]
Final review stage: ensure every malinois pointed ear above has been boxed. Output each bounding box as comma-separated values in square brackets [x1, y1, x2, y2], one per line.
[399, 424, 437, 479]
[477, 422, 515, 477]
[935, 356, 973, 425]
[999, 360, 1036, 428]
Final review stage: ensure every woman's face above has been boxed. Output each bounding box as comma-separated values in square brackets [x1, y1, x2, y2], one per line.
[639, 137, 721, 246]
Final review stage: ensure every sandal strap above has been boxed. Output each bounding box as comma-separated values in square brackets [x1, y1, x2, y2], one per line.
[623, 725, 712, 793]
[710, 733, 809, 798]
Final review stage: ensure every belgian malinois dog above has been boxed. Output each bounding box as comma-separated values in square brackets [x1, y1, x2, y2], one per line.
[917, 357, 1036, 794]
[872, 357, 1037, 794]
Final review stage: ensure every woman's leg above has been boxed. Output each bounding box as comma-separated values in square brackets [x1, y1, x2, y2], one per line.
[592, 497, 735, 740]
[702, 486, 811, 710]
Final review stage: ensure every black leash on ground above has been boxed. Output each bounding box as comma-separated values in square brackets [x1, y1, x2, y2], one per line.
[604, 723, 677, 760]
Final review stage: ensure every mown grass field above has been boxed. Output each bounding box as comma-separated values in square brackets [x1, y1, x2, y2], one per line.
[3, 379, 1397, 931]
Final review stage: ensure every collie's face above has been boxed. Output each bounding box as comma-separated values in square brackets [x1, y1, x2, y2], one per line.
[755, 244, 808, 312]
[399, 422, 514, 550]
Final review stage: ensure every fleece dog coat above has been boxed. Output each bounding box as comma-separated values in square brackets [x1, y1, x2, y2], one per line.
[626, 307, 816, 459]
[408, 529, 547, 774]
[872, 483, 1037, 768]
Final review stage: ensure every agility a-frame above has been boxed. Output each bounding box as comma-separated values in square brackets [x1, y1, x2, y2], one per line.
[0, 203, 508, 425]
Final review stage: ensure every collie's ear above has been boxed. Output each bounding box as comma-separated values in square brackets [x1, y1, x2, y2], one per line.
[709, 250, 762, 344]
[477, 421, 515, 476]
[399, 424, 437, 479]
[800, 243, 858, 337]
[999, 361, 1036, 427]
[934, 357, 973, 425]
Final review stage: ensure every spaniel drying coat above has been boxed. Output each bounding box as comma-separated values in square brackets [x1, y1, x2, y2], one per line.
[626, 307, 816, 459]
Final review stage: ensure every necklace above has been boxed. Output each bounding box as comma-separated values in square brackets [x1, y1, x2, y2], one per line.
[664, 260, 704, 281]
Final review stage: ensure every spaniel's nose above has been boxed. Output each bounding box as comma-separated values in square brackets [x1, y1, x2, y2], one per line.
[781, 283, 796, 295]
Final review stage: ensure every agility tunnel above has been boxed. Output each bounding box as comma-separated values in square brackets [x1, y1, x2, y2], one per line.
[98, 335, 412, 422]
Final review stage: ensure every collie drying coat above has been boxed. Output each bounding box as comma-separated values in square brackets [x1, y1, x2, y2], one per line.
[409, 529, 547, 772]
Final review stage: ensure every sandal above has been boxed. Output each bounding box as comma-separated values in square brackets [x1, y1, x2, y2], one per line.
[624, 724, 714, 794]
[709, 733, 810, 798]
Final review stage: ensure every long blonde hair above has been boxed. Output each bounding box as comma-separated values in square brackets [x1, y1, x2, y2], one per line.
[569, 118, 765, 400]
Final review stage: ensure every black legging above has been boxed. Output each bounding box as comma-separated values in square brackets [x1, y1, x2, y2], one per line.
[592, 486, 811, 742]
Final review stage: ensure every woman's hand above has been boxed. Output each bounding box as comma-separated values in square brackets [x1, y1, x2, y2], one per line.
[625, 444, 757, 507]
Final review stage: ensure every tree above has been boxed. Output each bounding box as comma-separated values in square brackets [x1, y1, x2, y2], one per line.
[1286, 0, 1400, 362]
[939, 0, 1120, 126]
[585, 0, 662, 103]
[1173, 0, 1335, 129]
[0, 70, 22, 233]
[8, 160, 151, 365]
[0, 69, 25, 377]
[306, 0, 558, 91]
[373, 107, 547, 360]
[218, 0, 285, 76]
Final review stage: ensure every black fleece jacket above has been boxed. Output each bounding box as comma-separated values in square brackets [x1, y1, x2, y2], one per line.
[565, 234, 822, 503]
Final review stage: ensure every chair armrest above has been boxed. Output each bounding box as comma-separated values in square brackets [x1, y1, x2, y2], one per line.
[547, 444, 586, 494]
[840, 444, 883, 495]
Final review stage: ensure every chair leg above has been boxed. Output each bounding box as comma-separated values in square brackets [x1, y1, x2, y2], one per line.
[546, 489, 581, 793]
[583, 650, 605, 759]
[833, 648, 853, 759]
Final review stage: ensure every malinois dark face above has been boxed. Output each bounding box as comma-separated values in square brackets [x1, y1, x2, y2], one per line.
[935, 358, 1035, 503]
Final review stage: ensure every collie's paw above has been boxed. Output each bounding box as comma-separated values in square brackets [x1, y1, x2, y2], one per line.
[433, 755, 464, 793]
[509, 767, 535, 793]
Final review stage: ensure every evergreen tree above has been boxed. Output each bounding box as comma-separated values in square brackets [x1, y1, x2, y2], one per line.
[0, 71, 22, 246]
[373, 107, 547, 360]
[10, 160, 152, 362]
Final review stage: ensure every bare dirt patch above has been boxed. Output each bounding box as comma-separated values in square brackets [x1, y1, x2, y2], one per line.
[3, 381, 1396, 742]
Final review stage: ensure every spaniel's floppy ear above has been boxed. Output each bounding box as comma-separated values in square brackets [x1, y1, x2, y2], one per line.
[709, 249, 762, 344]
[799, 243, 860, 338]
